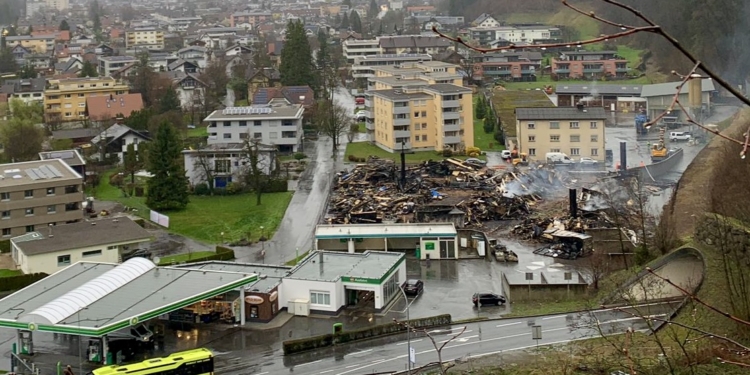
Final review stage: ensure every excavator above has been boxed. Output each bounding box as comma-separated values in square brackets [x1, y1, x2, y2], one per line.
[650, 127, 669, 162]
[512, 153, 529, 166]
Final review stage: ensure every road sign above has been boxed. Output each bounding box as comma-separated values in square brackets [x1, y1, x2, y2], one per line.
[531, 325, 542, 340]
[409, 346, 416, 364]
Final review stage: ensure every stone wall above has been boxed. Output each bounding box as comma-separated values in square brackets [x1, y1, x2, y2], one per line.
[695, 215, 750, 265]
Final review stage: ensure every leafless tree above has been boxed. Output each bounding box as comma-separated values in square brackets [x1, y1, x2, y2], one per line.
[241, 137, 279, 206]
[192, 150, 216, 195]
[314, 99, 352, 158]
[581, 249, 611, 291]
[393, 319, 466, 375]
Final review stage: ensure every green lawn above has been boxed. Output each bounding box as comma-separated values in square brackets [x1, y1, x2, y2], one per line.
[285, 250, 311, 266]
[0, 269, 21, 277]
[91, 170, 293, 244]
[499, 75, 655, 91]
[344, 142, 485, 163]
[235, 99, 249, 106]
[491, 90, 557, 137]
[357, 122, 367, 133]
[186, 125, 208, 138]
[157, 251, 217, 266]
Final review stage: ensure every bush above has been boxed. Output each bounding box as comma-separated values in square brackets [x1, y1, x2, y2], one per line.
[226, 182, 244, 195]
[193, 183, 210, 196]
[0, 273, 48, 292]
[442, 148, 453, 157]
[357, 157, 366, 163]
[293, 152, 306, 160]
[493, 128, 505, 144]
[264, 178, 288, 193]
[0, 240, 10, 253]
[483, 118, 495, 134]
[109, 172, 124, 187]
[348, 154, 358, 162]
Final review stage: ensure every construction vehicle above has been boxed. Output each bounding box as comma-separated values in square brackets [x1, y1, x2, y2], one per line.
[512, 153, 529, 166]
[650, 127, 669, 162]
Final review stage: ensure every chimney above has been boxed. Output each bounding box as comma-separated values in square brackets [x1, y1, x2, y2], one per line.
[576, 102, 584, 111]
[619, 141, 627, 171]
[110, 94, 114, 100]
[569, 188, 578, 218]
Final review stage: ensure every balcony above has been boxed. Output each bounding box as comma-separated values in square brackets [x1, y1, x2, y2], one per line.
[442, 112, 460, 120]
[365, 98, 372, 107]
[443, 123, 461, 132]
[443, 135, 461, 144]
[393, 106, 410, 114]
[441, 100, 460, 108]
[583, 67, 604, 73]
[554, 68, 570, 74]
[616, 67, 629, 73]
[394, 130, 411, 138]
[521, 70, 537, 75]
[366, 122, 375, 131]
[393, 118, 411, 126]
[485, 70, 512, 76]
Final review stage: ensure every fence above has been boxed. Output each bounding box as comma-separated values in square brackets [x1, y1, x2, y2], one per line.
[149, 210, 170, 228]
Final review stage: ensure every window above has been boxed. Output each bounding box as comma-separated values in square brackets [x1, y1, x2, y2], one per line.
[215, 159, 231, 173]
[2, 228, 10, 236]
[65, 185, 79, 194]
[528, 148, 536, 156]
[590, 121, 598, 129]
[421, 123, 427, 130]
[414, 112, 420, 118]
[422, 135, 427, 141]
[25, 225, 34, 233]
[25, 208, 34, 216]
[550, 135, 560, 142]
[414, 136, 419, 142]
[1, 211, 8, 219]
[65, 203, 78, 211]
[57, 254, 71, 266]
[24, 190, 33, 198]
[78, 103, 86, 108]
[310, 291, 330, 305]
[223, 121, 231, 127]
[107, 245, 118, 250]
[239, 121, 247, 127]
[591, 148, 599, 156]
[82, 250, 102, 257]
[570, 148, 580, 156]
[0, 192, 8, 200]
[570, 121, 579, 129]
[528, 135, 536, 142]
[46, 187, 55, 195]
[527, 122, 535, 129]
[78, 93, 85, 97]
[64, 94, 72, 98]
[47, 205, 56, 213]
[570, 135, 580, 142]
[223, 133, 232, 139]
[421, 111, 427, 117]
[549, 122, 560, 129]
[64, 112, 72, 117]
[254, 120, 262, 126]
[550, 148, 560, 153]
[269, 132, 278, 139]
[253, 132, 262, 139]
[239, 133, 248, 139]
[590, 135, 598, 142]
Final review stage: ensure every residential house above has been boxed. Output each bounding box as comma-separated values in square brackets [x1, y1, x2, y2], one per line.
[248, 67, 282, 93]
[251, 86, 315, 122]
[125, 27, 165, 50]
[0, 78, 46, 106]
[343, 38, 381, 64]
[0, 159, 84, 238]
[366, 62, 473, 153]
[196, 27, 254, 50]
[469, 25, 562, 46]
[224, 44, 253, 58]
[85, 93, 145, 122]
[514, 106, 607, 161]
[552, 51, 629, 79]
[267, 41, 284, 67]
[472, 13, 500, 28]
[50, 128, 100, 147]
[146, 52, 173, 71]
[472, 51, 543, 82]
[71, 34, 95, 47]
[98, 55, 139, 77]
[90, 123, 151, 163]
[351, 54, 433, 79]
[176, 46, 209, 69]
[167, 59, 199, 74]
[93, 44, 114, 56]
[5, 34, 56, 53]
[640, 78, 715, 121]
[182, 142, 277, 189]
[378, 35, 452, 56]
[54, 56, 84, 75]
[204, 103, 304, 153]
[26, 53, 52, 71]
[160, 71, 206, 110]
[38, 149, 86, 178]
[402, 16, 465, 29]
[10, 217, 152, 275]
[230, 10, 273, 28]
[45, 0, 68, 11]
[10, 45, 32, 66]
[43, 77, 130, 122]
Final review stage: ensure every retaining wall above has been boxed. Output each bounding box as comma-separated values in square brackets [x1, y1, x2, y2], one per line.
[625, 147, 684, 182]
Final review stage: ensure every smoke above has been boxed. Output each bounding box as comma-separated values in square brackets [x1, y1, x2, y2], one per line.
[500, 168, 568, 199]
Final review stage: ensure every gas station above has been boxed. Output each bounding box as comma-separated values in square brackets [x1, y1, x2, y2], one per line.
[0, 258, 258, 365]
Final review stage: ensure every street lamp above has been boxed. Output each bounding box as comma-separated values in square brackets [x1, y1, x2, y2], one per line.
[399, 140, 406, 190]
[259, 226, 267, 262]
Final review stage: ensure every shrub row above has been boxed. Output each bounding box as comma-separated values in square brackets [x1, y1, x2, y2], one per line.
[0, 273, 48, 292]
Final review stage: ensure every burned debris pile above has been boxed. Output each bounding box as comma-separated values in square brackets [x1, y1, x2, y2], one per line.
[325, 157, 572, 225]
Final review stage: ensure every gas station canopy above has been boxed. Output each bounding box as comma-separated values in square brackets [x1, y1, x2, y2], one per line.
[0, 258, 257, 336]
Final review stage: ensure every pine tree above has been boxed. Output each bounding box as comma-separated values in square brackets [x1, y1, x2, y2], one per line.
[350, 11, 363, 34]
[369, 0, 379, 19]
[475, 97, 486, 119]
[341, 12, 349, 29]
[0, 48, 18, 73]
[159, 86, 181, 114]
[123, 142, 138, 185]
[316, 30, 330, 69]
[146, 122, 189, 211]
[59, 20, 70, 31]
[279, 20, 317, 92]
[27, 25, 33, 35]
[78, 60, 98, 77]
[19, 64, 36, 79]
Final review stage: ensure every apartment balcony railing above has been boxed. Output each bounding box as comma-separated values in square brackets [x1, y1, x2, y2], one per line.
[365, 122, 375, 130]
[554, 68, 570, 74]
[441, 100, 460, 108]
[393, 118, 411, 126]
[394, 130, 411, 138]
[443, 135, 461, 144]
[443, 123, 461, 132]
[393, 106, 411, 114]
[442, 112, 460, 120]
[583, 67, 605, 73]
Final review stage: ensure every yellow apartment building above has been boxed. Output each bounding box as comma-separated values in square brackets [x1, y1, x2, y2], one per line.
[4, 35, 56, 53]
[125, 27, 165, 50]
[44, 77, 130, 121]
[365, 61, 474, 152]
[515, 106, 607, 161]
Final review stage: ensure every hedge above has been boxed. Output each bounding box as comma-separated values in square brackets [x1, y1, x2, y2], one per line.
[0, 273, 48, 292]
[0, 240, 9, 253]
[159, 247, 236, 266]
[283, 314, 452, 355]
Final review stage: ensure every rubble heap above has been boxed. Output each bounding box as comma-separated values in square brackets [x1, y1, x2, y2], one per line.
[325, 157, 572, 225]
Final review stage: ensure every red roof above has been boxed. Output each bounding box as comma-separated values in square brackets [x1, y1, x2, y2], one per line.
[86, 93, 144, 121]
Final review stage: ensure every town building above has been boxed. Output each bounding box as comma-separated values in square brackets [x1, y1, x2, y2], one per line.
[98, 55, 139, 77]
[554, 84, 644, 112]
[160, 71, 205, 110]
[0, 159, 84, 238]
[182, 142, 277, 189]
[125, 27, 165, 51]
[43, 77, 130, 122]
[0, 78, 46, 106]
[365, 62, 474, 153]
[204, 104, 305, 153]
[343, 38, 381, 64]
[514, 106, 607, 161]
[351, 54, 432, 79]
[85, 93, 145, 122]
[229, 10, 273, 28]
[25, 0, 46, 19]
[90, 123, 151, 163]
[469, 25, 562, 46]
[10, 217, 151, 275]
[472, 13, 500, 28]
[552, 51, 629, 79]
[378, 35, 452, 55]
[44, 0, 68, 11]
[472, 51, 543, 82]
[640, 78, 715, 122]
[4, 35, 56, 53]
[39, 149, 86, 178]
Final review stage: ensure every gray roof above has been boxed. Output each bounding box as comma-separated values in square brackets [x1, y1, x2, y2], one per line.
[91, 123, 150, 144]
[423, 84, 472, 94]
[515, 107, 607, 120]
[177, 45, 207, 54]
[555, 84, 642, 96]
[51, 128, 100, 140]
[0, 258, 257, 335]
[379, 35, 451, 49]
[204, 104, 304, 121]
[286, 251, 404, 283]
[640, 78, 715, 98]
[0, 77, 46, 94]
[39, 149, 86, 167]
[99, 55, 137, 62]
[0, 159, 82, 188]
[370, 89, 433, 101]
[177, 261, 291, 293]
[12, 217, 152, 256]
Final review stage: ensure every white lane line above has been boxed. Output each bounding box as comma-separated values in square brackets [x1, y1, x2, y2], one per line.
[438, 334, 477, 344]
[448, 326, 466, 331]
[496, 322, 522, 328]
[445, 329, 472, 335]
[319, 370, 334, 374]
[335, 355, 407, 375]
[396, 339, 422, 345]
[295, 360, 322, 367]
[542, 315, 566, 320]
[596, 301, 675, 313]
[346, 364, 361, 368]
[258, 372, 269, 375]
[598, 314, 668, 325]
[345, 349, 372, 357]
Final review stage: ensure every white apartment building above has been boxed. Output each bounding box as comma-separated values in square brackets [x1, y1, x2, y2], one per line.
[125, 27, 165, 50]
[343, 39, 381, 64]
[98, 55, 138, 77]
[470, 26, 562, 45]
[45, 0, 68, 11]
[204, 103, 305, 153]
[352, 53, 432, 79]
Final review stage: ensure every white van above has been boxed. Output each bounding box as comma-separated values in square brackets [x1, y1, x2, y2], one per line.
[670, 132, 691, 141]
[545, 152, 573, 164]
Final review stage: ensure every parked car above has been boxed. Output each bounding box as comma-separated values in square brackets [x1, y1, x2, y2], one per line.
[472, 292, 506, 306]
[579, 157, 598, 164]
[109, 324, 154, 343]
[464, 158, 487, 167]
[500, 150, 512, 159]
[670, 131, 692, 141]
[187, 124, 196, 129]
[402, 279, 424, 296]
[354, 110, 367, 122]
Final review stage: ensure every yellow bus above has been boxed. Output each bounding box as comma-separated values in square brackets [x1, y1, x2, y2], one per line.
[88, 348, 214, 375]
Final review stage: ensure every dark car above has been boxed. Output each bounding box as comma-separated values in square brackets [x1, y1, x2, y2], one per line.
[403, 279, 424, 296]
[472, 293, 506, 306]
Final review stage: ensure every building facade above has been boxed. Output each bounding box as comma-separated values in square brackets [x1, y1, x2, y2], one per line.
[351, 53, 432, 79]
[343, 39, 381, 64]
[230, 10, 273, 28]
[98, 56, 138, 77]
[0, 159, 84, 238]
[183, 142, 276, 189]
[472, 52, 543, 82]
[204, 104, 304, 153]
[43, 77, 130, 121]
[515, 107, 607, 161]
[4, 35, 55, 53]
[552, 51, 629, 79]
[469, 26, 562, 46]
[125, 27, 165, 51]
[0, 78, 46, 106]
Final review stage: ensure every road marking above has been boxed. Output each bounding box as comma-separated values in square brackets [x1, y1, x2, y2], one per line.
[345, 349, 372, 356]
[334, 355, 406, 375]
[542, 315, 566, 320]
[258, 372, 268, 375]
[346, 364, 361, 368]
[596, 301, 676, 313]
[598, 314, 668, 325]
[295, 360, 322, 367]
[396, 339, 422, 345]
[496, 322, 522, 328]
[319, 370, 334, 374]
[439, 334, 478, 344]
[446, 329, 472, 335]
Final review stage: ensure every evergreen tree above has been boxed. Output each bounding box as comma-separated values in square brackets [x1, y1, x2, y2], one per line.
[279, 20, 317, 92]
[341, 12, 349, 29]
[159, 86, 181, 113]
[89, 0, 102, 32]
[59, 19, 70, 31]
[0, 48, 18, 73]
[27, 25, 32, 35]
[78, 60, 98, 77]
[475, 97, 486, 119]
[369, 0, 379, 19]
[350, 11, 362, 34]
[377, 22, 384, 36]
[483, 118, 494, 134]
[146, 122, 189, 211]
[334, 14, 341, 27]
[123, 142, 138, 185]
[316, 30, 330, 69]
[19, 64, 36, 79]
[343, 0, 351, 7]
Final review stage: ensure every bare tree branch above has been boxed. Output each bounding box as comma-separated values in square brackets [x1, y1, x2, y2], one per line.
[393, 319, 466, 375]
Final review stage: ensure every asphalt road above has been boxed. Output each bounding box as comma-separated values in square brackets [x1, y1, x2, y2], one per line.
[212, 301, 680, 375]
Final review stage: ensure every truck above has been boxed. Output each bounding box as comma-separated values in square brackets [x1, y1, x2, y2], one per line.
[545, 152, 574, 164]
